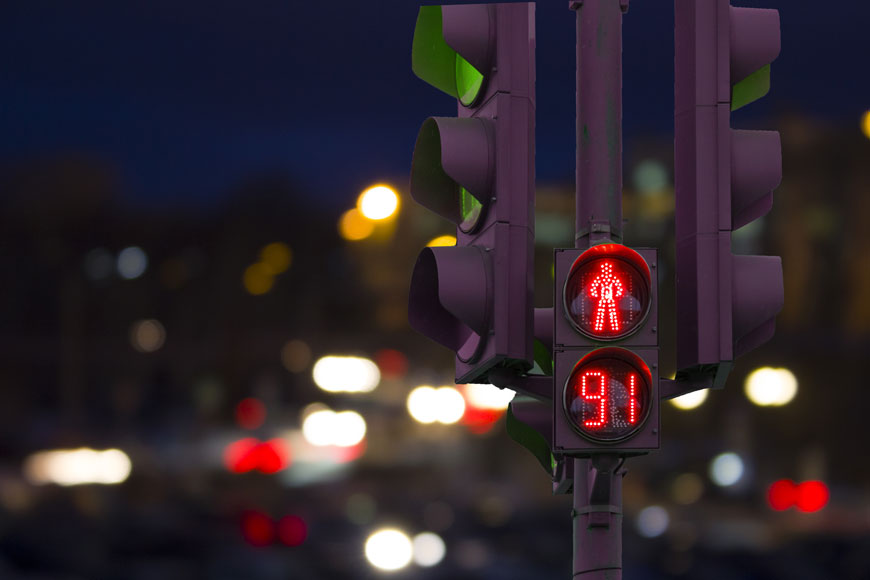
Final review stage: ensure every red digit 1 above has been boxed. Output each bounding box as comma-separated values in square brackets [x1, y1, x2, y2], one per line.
[628, 373, 638, 425]
[581, 371, 607, 428]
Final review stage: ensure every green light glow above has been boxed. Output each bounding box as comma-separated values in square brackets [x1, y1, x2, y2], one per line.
[455, 55, 484, 107]
[459, 187, 483, 232]
[732, 64, 771, 112]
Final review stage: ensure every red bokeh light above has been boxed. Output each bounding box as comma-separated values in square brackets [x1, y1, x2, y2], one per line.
[375, 348, 409, 380]
[767, 479, 829, 512]
[235, 397, 267, 430]
[564, 349, 651, 442]
[241, 511, 274, 547]
[767, 479, 797, 511]
[563, 245, 651, 340]
[224, 438, 291, 474]
[277, 515, 308, 547]
[461, 406, 503, 434]
[796, 481, 829, 513]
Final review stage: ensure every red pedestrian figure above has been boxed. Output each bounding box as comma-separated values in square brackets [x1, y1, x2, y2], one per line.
[588, 261, 624, 333]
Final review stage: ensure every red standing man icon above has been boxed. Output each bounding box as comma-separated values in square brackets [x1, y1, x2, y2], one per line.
[588, 261, 624, 333]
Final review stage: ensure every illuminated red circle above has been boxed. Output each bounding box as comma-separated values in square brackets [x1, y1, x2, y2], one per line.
[277, 515, 308, 546]
[241, 511, 274, 547]
[796, 481, 829, 513]
[767, 479, 797, 511]
[563, 349, 652, 442]
[563, 244, 652, 340]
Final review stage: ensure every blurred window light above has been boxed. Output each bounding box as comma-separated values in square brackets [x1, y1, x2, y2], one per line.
[358, 184, 400, 221]
[632, 159, 669, 195]
[862, 110, 870, 140]
[281, 339, 312, 373]
[130, 319, 166, 353]
[669, 388, 708, 410]
[83, 248, 114, 281]
[464, 384, 515, 410]
[117, 246, 148, 279]
[24, 448, 131, 486]
[259, 242, 292, 274]
[744, 367, 797, 407]
[636, 505, 670, 538]
[709, 452, 744, 487]
[312, 356, 380, 393]
[412, 532, 446, 567]
[243, 262, 275, 295]
[339, 208, 375, 241]
[365, 529, 413, 571]
[426, 234, 457, 247]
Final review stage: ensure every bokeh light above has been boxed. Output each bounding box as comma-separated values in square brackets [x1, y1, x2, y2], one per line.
[277, 515, 308, 546]
[412, 532, 446, 567]
[235, 397, 266, 430]
[130, 319, 166, 353]
[426, 234, 457, 247]
[744, 367, 798, 407]
[358, 184, 400, 220]
[669, 388, 709, 410]
[117, 246, 148, 279]
[281, 339, 312, 373]
[259, 242, 292, 274]
[24, 448, 132, 486]
[407, 386, 466, 425]
[636, 505, 670, 538]
[463, 384, 515, 410]
[862, 109, 870, 140]
[632, 159, 669, 194]
[301, 409, 366, 448]
[312, 356, 380, 393]
[365, 528, 413, 571]
[374, 348, 409, 380]
[709, 452, 745, 487]
[339, 208, 375, 241]
[241, 511, 274, 547]
[243, 262, 275, 295]
[671, 473, 704, 505]
[83, 247, 114, 281]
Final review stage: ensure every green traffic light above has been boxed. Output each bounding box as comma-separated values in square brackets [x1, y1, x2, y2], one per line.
[412, 6, 485, 106]
[459, 187, 483, 232]
[731, 64, 771, 112]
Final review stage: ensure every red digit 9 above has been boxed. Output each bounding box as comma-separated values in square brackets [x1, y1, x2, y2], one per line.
[581, 371, 608, 428]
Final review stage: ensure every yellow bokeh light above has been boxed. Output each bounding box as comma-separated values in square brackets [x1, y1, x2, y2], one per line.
[260, 242, 292, 274]
[862, 110, 870, 140]
[339, 208, 375, 241]
[243, 262, 275, 295]
[426, 235, 457, 247]
[357, 184, 400, 221]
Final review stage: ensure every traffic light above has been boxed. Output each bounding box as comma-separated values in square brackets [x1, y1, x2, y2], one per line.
[674, 0, 783, 386]
[408, 3, 535, 384]
[553, 244, 659, 454]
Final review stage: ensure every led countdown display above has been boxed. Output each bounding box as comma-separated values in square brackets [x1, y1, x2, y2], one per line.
[563, 349, 652, 442]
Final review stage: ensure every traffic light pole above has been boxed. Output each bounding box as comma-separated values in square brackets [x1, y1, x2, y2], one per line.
[570, 0, 628, 577]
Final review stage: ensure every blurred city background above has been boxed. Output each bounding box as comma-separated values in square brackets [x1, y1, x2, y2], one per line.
[1, 1, 869, 578]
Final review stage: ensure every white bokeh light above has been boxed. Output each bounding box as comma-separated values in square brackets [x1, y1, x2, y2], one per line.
[636, 505, 670, 538]
[358, 185, 400, 221]
[302, 409, 366, 448]
[669, 388, 709, 410]
[312, 356, 380, 393]
[408, 386, 439, 424]
[365, 528, 413, 571]
[434, 387, 465, 424]
[709, 452, 745, 487]
[412, 532, 446, 567]
[464, 384, 516, 410]
[744, 367, 797, 407]
[24, 448, 131, 486]
[117, 246, 148, 280]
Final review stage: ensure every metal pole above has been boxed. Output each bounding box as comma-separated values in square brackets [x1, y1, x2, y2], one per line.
[572, 455, 625, 578]
[569, 0, 628, 576]
[572, 0, 627, 249]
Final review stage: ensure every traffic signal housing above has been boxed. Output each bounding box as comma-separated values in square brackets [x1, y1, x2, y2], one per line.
[408, 3, 535, 384]
[674, 0, 783, 386]
[553, 245, 659, 455]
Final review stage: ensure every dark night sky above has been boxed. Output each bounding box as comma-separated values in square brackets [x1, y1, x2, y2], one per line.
[0, 0, 865, 208]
